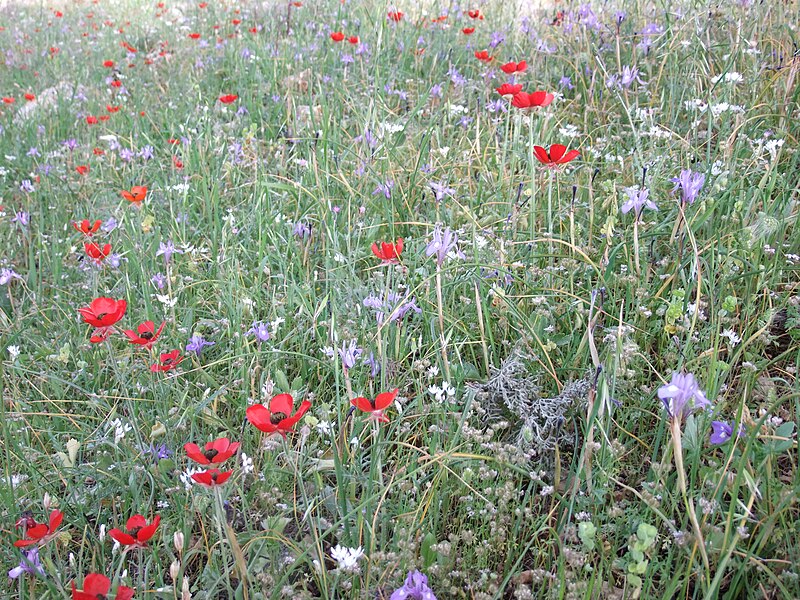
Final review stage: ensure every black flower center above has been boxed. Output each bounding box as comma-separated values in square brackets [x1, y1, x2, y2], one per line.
[163, 358, 173, 365]
[97, 312, 107, 320]
[129, 526, 142, 537]
[203, 449, 219, 460]
[270, 411, 288, 424]
[141, 331, 154, 340]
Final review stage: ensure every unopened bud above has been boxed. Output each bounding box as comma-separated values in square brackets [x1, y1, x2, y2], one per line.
[173, 531, 185, 553]
[170, 560, 181, 582]
[182, 576, 191, 600]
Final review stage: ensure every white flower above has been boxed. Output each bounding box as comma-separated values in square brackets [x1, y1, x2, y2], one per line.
[316, 420, 333, 435]
[721, 329, 741, 347]
[7, 345, 21, 360]
[156, 294, 179, 308]
[241, 452, 254, 475]
[330, 545, 365, 572]
[108, 418, 132, 444]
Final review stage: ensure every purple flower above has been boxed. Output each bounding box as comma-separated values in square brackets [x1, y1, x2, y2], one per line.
[710, 420, 743, 445]
[293, 220, 312, 240]
[62, 138, 78, 151]
[373, 180, 394, 199]
[12, 211, 30, 227]
[151, 272, 167, 290]
[489, 31, 505, 49]
[341, 53, 355, 65]
[186, 334, 215, 356]
[338, 339, 362, 370]
[0, 268, 21, 285]
[102, 218, 118, 233]
[670, 169, 706, 205]
[248, 321, 271, 343]
[26, 147, 40, 158]
[429, 181, 455, 203]
[365, 352, 381, 378]
[426, 225, 465, 266]
[144, 442, 172, 461]
[8, 548, 44, 580]
[429, 83, 443, 99]
[458, 116, 474, 128]
[19, 179, 35, 193]
[657, 372, 712, 420]
[138, 145, 154, 160]
[559, 76, 574, 90]
[621, 187, 657, 216]
[619, 65, 644, 88]
[119, 148, 135, 162]
[156, 240, 182, 264]
[391, 570, 437, 600]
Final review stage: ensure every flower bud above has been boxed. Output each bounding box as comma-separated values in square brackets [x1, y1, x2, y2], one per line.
[173, 531, 185, 553]
[170, 560, 181, 582]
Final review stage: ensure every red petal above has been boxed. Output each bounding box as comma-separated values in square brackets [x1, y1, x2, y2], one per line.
[125, 514, 146, 530]
[374, 389, 398, 410]
[247, 404, 277, 433]
[533, 146, 551, 164]
[49, 510, 63, 531]
[557, 149, 580, 164]
[108, 529, 136, 546]
[137, 515, 160, 542]
[269, 393, 294, 416]
[184, 443, 209, 464]
[549, 144, 567, 162]
[82, 573, 111, 595]
[351, 397, 374, 413]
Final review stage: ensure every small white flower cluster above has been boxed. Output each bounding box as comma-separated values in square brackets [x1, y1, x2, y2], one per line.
[330, 545, 365, 573]
[108, 418, 132, 445]
[427, 381, 456, 403]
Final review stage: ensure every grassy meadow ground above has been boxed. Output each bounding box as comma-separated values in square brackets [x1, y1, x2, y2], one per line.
[0, 0, 799, 598]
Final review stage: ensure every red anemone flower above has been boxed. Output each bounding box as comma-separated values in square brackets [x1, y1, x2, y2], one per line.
[533, 144, 580, 167]
[2, 97, 15, 104]
[496, 83, 523, 98]
[72, 573, 134, 600]
[14, 510, 64, 547]
[247, 393, 311, 437]
[500, 60, 527, 74]
[511, 90, 554, 109]
[462, 27, 474, 35]
[467, 9, 484, 19]
[388, 10, 403, 21]
[191, 469, 233, 487]
[78, 297, 127, 328]
[123, 320, 165, 349]
[107, 104, 120, 113]
[371, 238, 403, 263]
[184, 437, 240, 465]
[150, 350, 184, 372]
[85, 242, 111, 263]
[351, 389, 398, 423]
[121, 186, 147, 204]
[108, 514, 160, 547]
[474, 50, 493, 62]
[330, 31, 344, 42]
[73, 219, 102, 235]
[219, 94, 238, 104]
[90, 327, 114, 344]
[86, 115, 98, 125]
[76, 165, 89, 175]
[103, 59, 115, 67]
[347, 35, 359, 44]
[188, 32, 201, 39]
[24, 93, 36, 101]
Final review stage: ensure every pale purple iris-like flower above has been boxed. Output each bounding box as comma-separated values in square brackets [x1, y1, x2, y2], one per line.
[338, 339, 362, 370]
[429, 181, 455, 203]
[0, 268, 21, 285]
[391, 570, 437, 600]
[671, 169, 706, 204]
[657, 372, 712, 420]
[293, 220, 312, 240]
[151, 272, 167, 290]
[621, 186, 657, 216]
[373, 180, 394, 199]
[363, 292, 421, 324]
[248, 321, 271, 343]
[426, 225, 465, 266]
[186, 334, 215, 356]
[156, 240, 182, 264]
[710, 420, 743, 445]
[8, 548, 44, 579]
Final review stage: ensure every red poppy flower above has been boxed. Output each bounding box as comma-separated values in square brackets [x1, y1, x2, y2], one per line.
[185, 437, 240, 465]
[151, 349, 184, 372]
[90, 327, 114, 344]
[330, 31, 344, 42]
[387, 10, 403, 22]
[511, 91, 554, 109]
[172, 156, 184, 169]
[467, 9, 484, 19]
[78, 297, 127, 328]
[231, 18, 241, 25]
[533, 144, 580, 167]
[24, 93, 36, 101]
[72, 573, 134, 600]
[500, 60, 527, 74]
[100, 116, 110, 122]
[107, 104, 120, 112]
[108, 514, 160, 547]
[121, 185, 147, 204]
[371, 238, 404, 263]
[72, 219, 102, 235]
[199, 2, 208, 7]
[123, 320, 165, 349]
[247, 393, 311, 437]
[76, 165, 90, 175]
[291, 1, 302, 6]
[93, 147, 105, 155]
[188, 32, 201, 39]
[110, 80, 122, 88]
[191, 469, 233, 487]
[14, 510, 64, 547]
[85, 242, 111, 263]
[474, 50, 493, 62]
[86, 115, 98, 125]
[219, 94, 238, 104]
[496, 83, 523, 97]
[348, 36, 359, 44]
[103, 59, 115, 67]
[351, 389, 398, 423]
[462, 27, 474, 35]
[2, 97, 15, 104]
